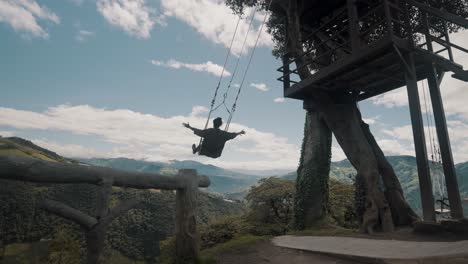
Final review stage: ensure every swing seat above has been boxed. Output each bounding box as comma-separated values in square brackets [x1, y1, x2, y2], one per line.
[435, 208, 451, 214]
[197, 129, 237, 158]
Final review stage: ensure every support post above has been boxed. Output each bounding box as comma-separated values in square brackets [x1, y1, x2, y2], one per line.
[426, 65, 464, 219]
[383, 0, 394, 38]
[403, 53, 436, 222]
[347, 0, 361, 52]
[283, 53, 290, 92]
[175, 169, 199, 263]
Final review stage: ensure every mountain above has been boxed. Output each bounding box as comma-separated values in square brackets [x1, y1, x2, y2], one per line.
[0, 136, 78, 163]
[79, 158, 263, 194]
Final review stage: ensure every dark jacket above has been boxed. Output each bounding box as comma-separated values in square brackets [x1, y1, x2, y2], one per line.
[193, 128, 237, 158]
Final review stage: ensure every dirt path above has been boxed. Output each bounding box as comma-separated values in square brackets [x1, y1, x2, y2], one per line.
[216, 240, 360, 264]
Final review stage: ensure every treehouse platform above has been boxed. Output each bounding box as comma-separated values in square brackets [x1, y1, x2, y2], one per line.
[276, 0, 468, 223]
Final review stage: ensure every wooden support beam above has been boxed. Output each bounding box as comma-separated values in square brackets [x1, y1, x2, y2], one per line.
[403, 52, 436, 222]
[282, 54, 290, 92]
[175, 169, 200, 263]
[426, 64, 464, 219]
[383, 0, 394, 38]
[40, 199, 98, 229]
[347, 0, 361, 52]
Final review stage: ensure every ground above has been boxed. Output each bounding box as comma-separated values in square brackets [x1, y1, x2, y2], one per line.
[214, 228, 468, 264]
[216, 241, 360, 264]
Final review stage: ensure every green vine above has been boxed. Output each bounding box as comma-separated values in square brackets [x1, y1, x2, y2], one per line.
[294, 112, 332, 230]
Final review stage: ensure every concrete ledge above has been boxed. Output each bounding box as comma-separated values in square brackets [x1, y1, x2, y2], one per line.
[272, 236, 468, 263]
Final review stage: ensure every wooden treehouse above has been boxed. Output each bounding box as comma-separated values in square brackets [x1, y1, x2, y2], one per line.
[277, 0, 468, 222]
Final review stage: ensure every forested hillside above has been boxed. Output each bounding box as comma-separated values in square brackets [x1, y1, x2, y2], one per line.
[0, 137, 245, 263]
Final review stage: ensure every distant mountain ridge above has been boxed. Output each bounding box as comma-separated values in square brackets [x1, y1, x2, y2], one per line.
[79, 157, 263, 194]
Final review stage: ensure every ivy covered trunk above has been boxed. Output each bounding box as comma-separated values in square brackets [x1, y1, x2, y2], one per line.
[294, 110, 332, 229]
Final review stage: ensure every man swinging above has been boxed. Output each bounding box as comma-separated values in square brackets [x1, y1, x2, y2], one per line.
[183, 117, 245, 158]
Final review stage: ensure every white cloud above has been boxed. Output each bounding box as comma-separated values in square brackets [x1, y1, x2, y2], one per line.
[0, 0, 59, 38]
[32, 139, 108, 158]
[0, 131, 14, 137]
[97, 0, 160, 39]
[151, 59, 231, 77]
[377, 139, 414, 156]
[0, 105, 300, 170]
[250, 82, 268, 91]
[372, 31, 468, 121]
[380, 120, 468, 163]
[159, 0, 273, 55]
[331, 144, 347, 162]
[75, 30, 94, 42]
[362, 116, 378, 125]
[372, 87, 407, 108]
[274, 97, 285, 103]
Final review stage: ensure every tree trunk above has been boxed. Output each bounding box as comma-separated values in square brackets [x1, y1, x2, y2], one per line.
[319, 103, 394, 233]
[294, 110, 332, 229]
[85, 226, 106, 264]
[360, 120, 419, 226]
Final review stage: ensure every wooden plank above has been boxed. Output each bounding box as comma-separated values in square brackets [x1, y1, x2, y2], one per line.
[0, 154, 211, 189]
[347, 0, 361, 52]
[415, 47, 464, 74]
[284, 37, 394, 98]
[426, 65, 464, 219]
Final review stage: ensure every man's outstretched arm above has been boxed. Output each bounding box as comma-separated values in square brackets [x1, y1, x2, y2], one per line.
[227, 130, 246, 140]
[183, 123, 206, 137]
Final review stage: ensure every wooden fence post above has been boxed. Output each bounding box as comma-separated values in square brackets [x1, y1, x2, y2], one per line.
[175, 169, 199, 263]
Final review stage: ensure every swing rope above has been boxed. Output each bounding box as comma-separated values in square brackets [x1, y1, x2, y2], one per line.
[212, 7, 259, 114]
[225, 1, 273, 131]
[421, 79, 446, 200]
[198, 16, 242, 147]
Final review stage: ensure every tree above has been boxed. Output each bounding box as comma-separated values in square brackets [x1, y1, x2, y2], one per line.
[226, 0, 467, 233]
[246, 177, 295, 233]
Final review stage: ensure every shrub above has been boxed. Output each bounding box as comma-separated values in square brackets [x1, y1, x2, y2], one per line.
[200, 216, 243, 249]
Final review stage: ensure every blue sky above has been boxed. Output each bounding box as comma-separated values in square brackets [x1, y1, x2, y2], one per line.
[1, 0, 468, 171]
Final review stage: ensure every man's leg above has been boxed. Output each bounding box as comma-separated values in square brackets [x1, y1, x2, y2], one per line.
[192, 144, 200, 154]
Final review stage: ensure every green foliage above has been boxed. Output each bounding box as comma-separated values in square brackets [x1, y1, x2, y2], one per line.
[328, 180, 358, 228]
[294, 114, 332, 230]
[287, 219, 356, 236]
[245, 177, 295, 233]
[2, 242, 50, 264]
[200, 216, 244, 249]
[46, 226, 82, 264]
[198, 235, 268, 264]
[158, 236, 176, 264]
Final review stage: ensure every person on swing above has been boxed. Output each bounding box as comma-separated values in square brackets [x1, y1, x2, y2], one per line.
[183, 117, 245, 158]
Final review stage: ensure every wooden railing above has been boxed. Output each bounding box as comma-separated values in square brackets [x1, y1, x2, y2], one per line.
[0, 154, 210, 264]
